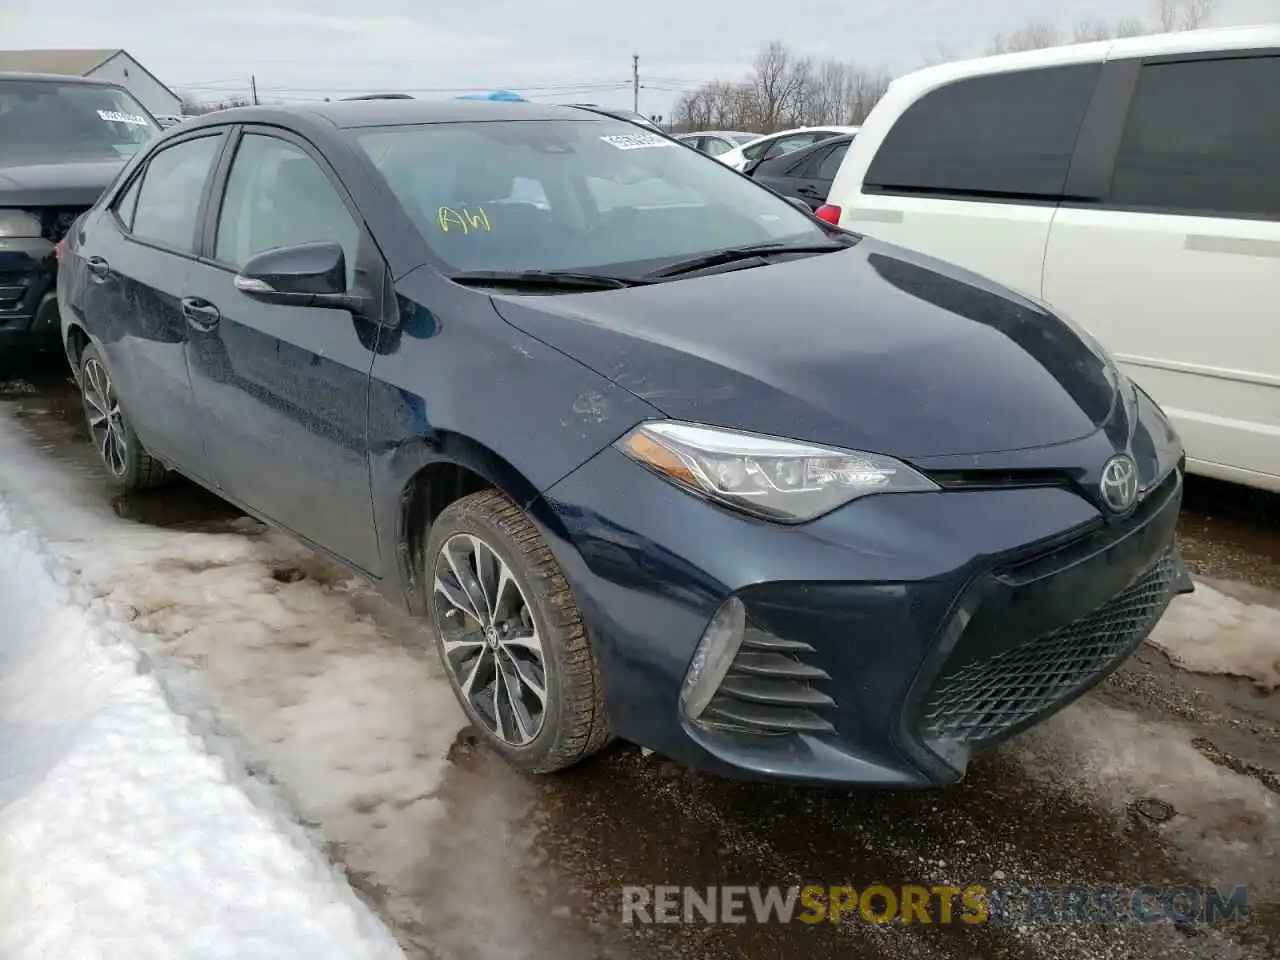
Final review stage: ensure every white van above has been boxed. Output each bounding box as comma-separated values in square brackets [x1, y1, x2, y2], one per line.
[822, 25, 1279, 493]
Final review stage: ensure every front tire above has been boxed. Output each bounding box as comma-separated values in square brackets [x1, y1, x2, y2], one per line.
[426, 490, 611, 773]
[77, 343, 167, 490]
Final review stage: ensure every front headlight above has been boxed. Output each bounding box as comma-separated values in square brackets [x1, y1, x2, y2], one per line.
[616, 421, 938, 523]
[0, 209, 43, 239]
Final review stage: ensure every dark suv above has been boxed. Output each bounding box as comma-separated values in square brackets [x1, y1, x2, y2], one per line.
[0, 72, 160, 356]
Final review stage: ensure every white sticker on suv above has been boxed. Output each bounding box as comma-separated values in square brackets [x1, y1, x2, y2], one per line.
[599, 133, 673, 150]
[97, 109, 151, 126]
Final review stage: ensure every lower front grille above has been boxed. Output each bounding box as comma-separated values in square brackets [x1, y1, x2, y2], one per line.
[921, 549, 1179, 750]
[701, 625, 837, 735]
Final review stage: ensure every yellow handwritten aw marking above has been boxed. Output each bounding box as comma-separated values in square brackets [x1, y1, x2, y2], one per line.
[437, 206, 492, 234]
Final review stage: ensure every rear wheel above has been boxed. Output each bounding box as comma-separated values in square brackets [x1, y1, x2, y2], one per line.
[77, 343, 167, 490]
[426, 489, 611, 773]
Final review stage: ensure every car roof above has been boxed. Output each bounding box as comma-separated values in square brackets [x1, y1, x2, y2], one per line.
[888, 23, 1280, 99]
[739, 125, 861, 147]
[185, 98, 608, 131]
[0, 71, 123, 87]
[759, 132, 857, 159]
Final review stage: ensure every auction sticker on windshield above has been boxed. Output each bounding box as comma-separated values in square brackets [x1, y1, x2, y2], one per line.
[600, 133, 674, 150]
[97, 109, 151, 126]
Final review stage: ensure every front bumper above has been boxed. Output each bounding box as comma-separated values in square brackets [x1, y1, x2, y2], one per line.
[0, 237, 60, 350]
[539, 437, 1188, 788]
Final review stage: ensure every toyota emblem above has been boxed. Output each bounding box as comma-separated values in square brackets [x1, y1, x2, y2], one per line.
[1100, 454, 1140, 514]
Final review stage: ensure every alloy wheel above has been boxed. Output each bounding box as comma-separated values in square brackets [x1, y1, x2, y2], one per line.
[433, 533, 548, 746]
[81, 357, 128, 478]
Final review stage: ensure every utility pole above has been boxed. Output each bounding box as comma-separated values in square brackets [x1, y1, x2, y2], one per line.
[632, 54, 639, 113]
[250, 74, 259, 105]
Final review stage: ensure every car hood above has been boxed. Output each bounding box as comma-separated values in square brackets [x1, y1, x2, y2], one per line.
[490, 239, 1120, 460]
[0, 159, 126, 207]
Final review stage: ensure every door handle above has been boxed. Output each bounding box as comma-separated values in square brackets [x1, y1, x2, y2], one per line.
[180, 297, 221, 332]
[86, 256, 110, 281]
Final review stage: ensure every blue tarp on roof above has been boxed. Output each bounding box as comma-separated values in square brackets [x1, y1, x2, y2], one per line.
[454, 89, 527, 101]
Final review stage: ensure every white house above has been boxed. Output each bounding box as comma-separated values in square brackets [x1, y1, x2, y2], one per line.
[0, 48, 182, 117]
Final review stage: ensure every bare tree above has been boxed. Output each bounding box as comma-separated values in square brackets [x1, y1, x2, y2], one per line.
[846, 69, 891, 124]
[179, 95, 251, 116]
[988, 20, 1063, 54]
[671, 44, 892, 133]
[1158, 0, 1217, 30]
[919, 42, 959, 67]
[809, 60, 849, 128]
[1072, 19, 1114, 42]
[750, 42, 806, 133]
[1115, 17, 1151, 37]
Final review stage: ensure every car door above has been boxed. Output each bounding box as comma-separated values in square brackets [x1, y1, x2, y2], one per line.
[182, 126, 384, 573]
[1044, 51, 1280, 489]
[73, 130, 226, 482]
[757, 139, 851, 210]
[750, 142, 825, 200]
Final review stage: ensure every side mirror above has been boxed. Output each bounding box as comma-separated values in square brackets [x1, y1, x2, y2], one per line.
[742, 157, 763, 176]
[234, 241, 368, 314]
[784, 196, 813, 215]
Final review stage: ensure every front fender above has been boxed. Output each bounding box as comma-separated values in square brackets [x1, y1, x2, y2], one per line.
[366, 271, 663, 609]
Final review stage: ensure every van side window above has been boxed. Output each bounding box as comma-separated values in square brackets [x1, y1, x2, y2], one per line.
[863, 64, 1101, 200]
[1109, 55, 1280, 219]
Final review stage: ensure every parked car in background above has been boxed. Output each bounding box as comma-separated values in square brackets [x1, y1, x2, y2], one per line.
[58, 97, 1190, 789]
[718, 125, 861, 171]
[676, 130, 758, 158]
[824, 24, 1279, 494]
[0, 71, 160, 358]
[745, 133, 854, 210]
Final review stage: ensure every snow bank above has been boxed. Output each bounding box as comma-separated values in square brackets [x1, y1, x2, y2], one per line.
[1149, 583, 1280, 690]
[0, 497, 405, 960]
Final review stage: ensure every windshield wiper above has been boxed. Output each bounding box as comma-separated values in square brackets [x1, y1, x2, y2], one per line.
[449, 269, 644, 291]
[642, 239, 855, 280]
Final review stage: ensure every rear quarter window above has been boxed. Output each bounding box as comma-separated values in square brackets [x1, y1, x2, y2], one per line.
[864, 63, 1102, 200]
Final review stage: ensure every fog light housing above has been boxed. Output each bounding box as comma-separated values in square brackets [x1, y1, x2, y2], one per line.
[680, 596, 747, 722]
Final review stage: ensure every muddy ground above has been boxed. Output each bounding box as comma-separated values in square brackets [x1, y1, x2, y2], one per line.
[2, 356, 1276, 960]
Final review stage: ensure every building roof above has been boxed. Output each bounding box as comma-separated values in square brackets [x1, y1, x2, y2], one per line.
[0, 48, 121, 76]
[0, 48, 182, 108]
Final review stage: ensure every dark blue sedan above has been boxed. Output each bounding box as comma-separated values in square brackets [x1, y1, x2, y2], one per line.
[56, 99, 1192, 787]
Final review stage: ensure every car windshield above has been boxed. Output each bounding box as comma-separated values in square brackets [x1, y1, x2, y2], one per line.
[356, 118, 828, 277]
[0, 80, 160, 166]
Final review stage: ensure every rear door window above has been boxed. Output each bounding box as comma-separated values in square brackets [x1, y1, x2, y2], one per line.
[817, 141, 851, 180]
[1108, 55, 1280, 219]
[864, 64, 1102, 200]
[702, 137, 733, 157]
[129, 135, 222, 252]
[761, 133, 821, 160]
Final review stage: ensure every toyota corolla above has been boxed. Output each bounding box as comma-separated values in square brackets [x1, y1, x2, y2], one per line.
[56, 100, 1192, 787]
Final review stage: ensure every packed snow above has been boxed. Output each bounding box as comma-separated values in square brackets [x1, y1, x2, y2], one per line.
[1148, 582, 1280, 690]
[0, 495, 405, 960]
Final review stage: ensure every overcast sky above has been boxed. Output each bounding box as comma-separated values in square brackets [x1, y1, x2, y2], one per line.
[4, 0, 1277, 116]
